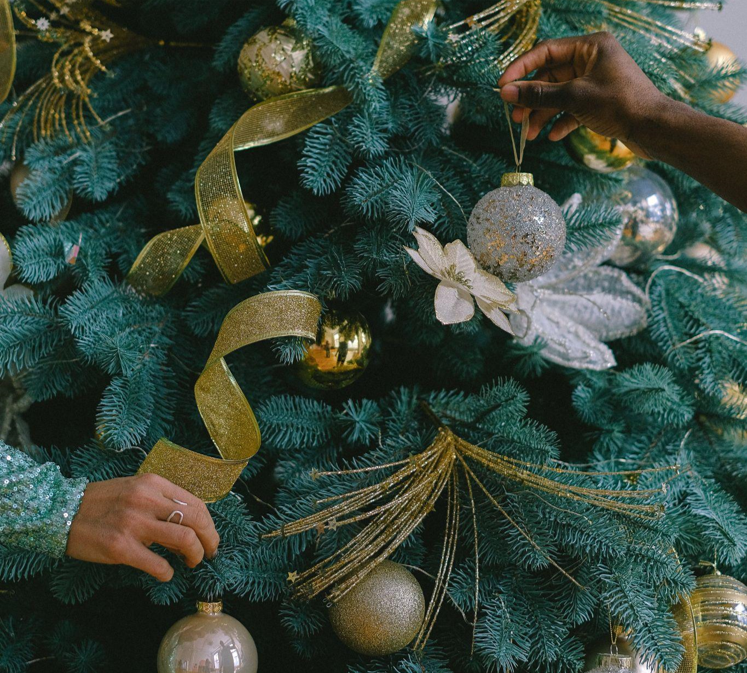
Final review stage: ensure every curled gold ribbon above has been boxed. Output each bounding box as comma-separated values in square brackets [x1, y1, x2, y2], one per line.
[0, 0, 15, 104]
[126, 0, 438, 296]
[137, 290, 321, 501]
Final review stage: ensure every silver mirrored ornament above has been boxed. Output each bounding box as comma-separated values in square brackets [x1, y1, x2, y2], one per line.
[467, 173, 566, 283]
[608, 166, 678, 267]
[587, 653, 635, 673]
[157, 601, 258, 673]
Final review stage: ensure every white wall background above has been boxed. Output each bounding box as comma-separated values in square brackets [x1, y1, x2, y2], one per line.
[678, 1, 747, 108]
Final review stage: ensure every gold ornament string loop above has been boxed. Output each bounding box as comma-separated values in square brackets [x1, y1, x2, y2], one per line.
[126, 0, 438, 297]
[137, 290, 321, 501]
[0, 0, 14, 105]
[503, 99, 529, 171]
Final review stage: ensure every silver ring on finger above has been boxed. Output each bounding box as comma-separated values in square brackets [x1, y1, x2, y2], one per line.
[167, 510, 185, 525]
[172, 498, 188, 506]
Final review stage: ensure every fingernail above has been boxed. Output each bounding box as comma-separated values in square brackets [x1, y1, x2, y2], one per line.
[501, 84, 519, 103]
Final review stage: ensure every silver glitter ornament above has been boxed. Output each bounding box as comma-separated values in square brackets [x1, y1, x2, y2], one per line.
[328, 560, 425, 656]
[157, 601, 258, 673]
[608, 166, 678, 267]
[467, 172, 566, 283]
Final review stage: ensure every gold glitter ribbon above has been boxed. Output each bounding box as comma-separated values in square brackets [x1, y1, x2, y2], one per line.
[126, 0, 438, 296]
[0, 0, 14, 104]
[137, 290, 321, 501]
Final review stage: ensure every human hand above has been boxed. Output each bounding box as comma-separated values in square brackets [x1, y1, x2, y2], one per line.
[498, 32, 670, 156]
[66, 473, 220, 582]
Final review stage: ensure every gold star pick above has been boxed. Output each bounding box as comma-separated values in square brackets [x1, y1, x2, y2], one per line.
[287, 571, 299, 584]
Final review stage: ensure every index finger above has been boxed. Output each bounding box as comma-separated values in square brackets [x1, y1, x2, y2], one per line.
[498, 37, 583, 86]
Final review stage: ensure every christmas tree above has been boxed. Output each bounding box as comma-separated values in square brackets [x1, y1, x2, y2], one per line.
[1, 0, 746, 672]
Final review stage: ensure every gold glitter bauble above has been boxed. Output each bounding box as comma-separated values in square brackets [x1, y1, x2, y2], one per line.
[10, 162, 72, 223]
[294, 308, 371, 391]
[328, 560, 425, 656]
[608, 165, 678, 268]
[685, 571, 747, 668]
[566, 126, 636, 173]
[467, 172, 566, 282]
[706, 41, 738, 104]
[157, 601, 258, 673]
[237, 21, 321, 101]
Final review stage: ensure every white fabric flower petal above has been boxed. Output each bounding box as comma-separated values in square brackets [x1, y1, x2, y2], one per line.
[411, 227, 448, 276]
[442, 239, 479, 283]
[472, 270, 516, 307]
[510, 238, 648, 370]
[0, 236, 12, 289]
[435, 281, 475, 324]
[2, 284, 33, 301]
[475, 296, 515, 335]
[404, 246, 435, 276]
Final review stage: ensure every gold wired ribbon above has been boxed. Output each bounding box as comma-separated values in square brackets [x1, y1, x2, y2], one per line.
[137, 290, 321, 501]
[0, 0, 14, 104]
[126, 0, 438, 297]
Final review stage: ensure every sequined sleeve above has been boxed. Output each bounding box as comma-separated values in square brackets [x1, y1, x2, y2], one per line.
[0, 443, 88, 558]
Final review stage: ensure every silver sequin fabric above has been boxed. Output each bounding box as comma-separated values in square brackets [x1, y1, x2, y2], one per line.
[0, 442, 87, 558]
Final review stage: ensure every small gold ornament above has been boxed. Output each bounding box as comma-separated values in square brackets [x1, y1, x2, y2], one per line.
[294, 309, 371, 391]
[467, 172, 566, 282]
[157, 600, 258, 673]
[566, 126, 636, 173]
[10, 162, 72, 222]
[237, 20, 321, 101]
[608, 166, 678, 268]
[686, 570, 747, 668]
[328, 560, 425, 656]
[705, 41, 739, 104]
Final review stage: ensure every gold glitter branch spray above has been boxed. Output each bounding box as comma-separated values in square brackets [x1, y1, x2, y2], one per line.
[266, 401, 677, 650]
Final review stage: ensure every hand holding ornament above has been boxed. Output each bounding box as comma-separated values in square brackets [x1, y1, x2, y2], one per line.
[66, 473, 220, 582]
[498, 32, 747, 212]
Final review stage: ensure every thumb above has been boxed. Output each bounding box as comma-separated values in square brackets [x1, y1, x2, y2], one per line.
[501, 80, 578, 111]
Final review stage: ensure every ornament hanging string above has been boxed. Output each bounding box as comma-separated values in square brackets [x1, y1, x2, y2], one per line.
[503, 100, 529, 171]
[137, 291, 321, 501]
[126, 0, 438, 297]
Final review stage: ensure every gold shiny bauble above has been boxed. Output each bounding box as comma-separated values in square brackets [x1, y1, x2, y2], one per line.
[328, 560, 425, 656]
[10, 162, 72, 223]
[608, 165, 678, 267]
[686, 571, 747, 668]
[157, 601, 258, 673]
[237, 21, 321, 101]
[566, 126, 636, 173]
[706, 41, 739, 104]
[467, 172, 566, 282]
[294, 309, 371, 390]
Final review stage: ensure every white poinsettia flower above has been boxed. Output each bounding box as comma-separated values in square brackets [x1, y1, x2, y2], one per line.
[0, 235, 32, 302]
[405, 226, 516, 335]
[508, 195, 648, 370]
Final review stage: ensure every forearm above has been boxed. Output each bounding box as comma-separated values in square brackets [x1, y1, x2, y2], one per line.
[632, 98, 747, 212]
[0, 443, 87, 557]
